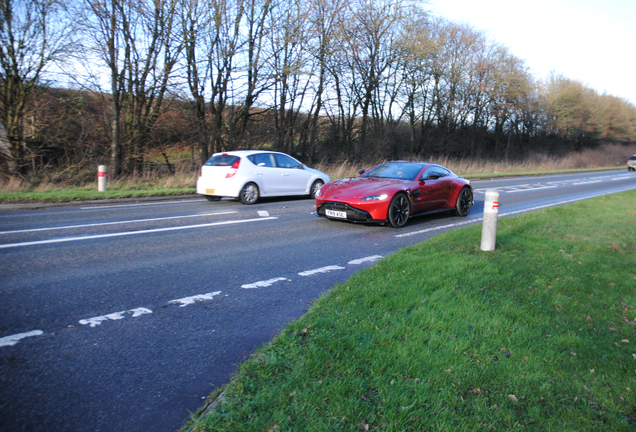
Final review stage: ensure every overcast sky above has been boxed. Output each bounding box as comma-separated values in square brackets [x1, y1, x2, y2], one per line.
[428, 0, 636, 105]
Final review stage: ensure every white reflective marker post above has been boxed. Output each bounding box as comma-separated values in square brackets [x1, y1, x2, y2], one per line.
[480, 189, 500, 251]
[98, 165, 107, 192]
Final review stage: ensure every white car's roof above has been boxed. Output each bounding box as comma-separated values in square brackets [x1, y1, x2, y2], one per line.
[213, 150, 287, 157]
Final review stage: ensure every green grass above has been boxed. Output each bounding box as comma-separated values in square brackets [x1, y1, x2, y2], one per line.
[0, 186, 196, 203]
[186, 190, 636, 431]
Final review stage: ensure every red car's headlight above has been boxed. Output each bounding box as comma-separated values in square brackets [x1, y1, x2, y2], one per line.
[361, 194, 388, 201]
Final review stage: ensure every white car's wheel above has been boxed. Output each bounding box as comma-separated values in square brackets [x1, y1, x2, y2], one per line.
[239, 183, 259, 205]
[310, 180, 324, 198]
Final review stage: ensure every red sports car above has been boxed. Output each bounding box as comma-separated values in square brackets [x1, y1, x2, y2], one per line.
[315, 161, 473, 228]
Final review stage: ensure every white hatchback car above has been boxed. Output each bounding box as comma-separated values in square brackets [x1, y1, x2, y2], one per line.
[197, 150, 330, 204]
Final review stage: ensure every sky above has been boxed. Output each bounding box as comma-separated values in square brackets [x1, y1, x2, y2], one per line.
[427, 0, 636, 106]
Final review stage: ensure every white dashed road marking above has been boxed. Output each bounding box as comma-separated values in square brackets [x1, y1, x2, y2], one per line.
[79, 307, 153, 327]
[2, 254, 384, 347]
[242, 278, 289, 289]
[169, 291, 222, 307]
[298, 265, 346, 276]
[0, 330, 44, 347]
[348, 255, 383, 265]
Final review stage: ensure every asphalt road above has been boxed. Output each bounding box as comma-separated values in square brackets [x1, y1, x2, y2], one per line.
[1, 170, 635, 432]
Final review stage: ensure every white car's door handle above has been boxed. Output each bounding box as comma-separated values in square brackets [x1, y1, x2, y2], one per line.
[282, 173, 290, 176]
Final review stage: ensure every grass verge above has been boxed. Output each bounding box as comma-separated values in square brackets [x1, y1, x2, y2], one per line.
[186, 190, 636, 431]
[0, 186, 196, 203]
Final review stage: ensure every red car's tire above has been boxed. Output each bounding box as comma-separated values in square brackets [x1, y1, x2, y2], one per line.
[388, 193, 410, 228]
[453, 187, 473, 217]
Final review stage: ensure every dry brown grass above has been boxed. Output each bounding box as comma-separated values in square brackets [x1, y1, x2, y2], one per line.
[0, 159, 199, 193]
[1, 143, 634, 193]
[315, 143, 636, 179]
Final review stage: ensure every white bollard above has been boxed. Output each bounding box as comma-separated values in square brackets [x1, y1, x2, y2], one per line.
[98, 165, 107, 192]
[480, 189, 500, 251]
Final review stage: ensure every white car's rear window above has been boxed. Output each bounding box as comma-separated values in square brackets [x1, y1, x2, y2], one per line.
[204, 155, 240, 166]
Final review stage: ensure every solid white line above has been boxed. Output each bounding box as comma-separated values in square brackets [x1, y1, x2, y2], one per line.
[80, 199, 207, 210]
[395, 219, 481, 238]
[241, 277, 289, 289]
[79, 307, 152, 327]
[0, 216, 278, 249]
[348, 255, 383, 265]
[573, 180, 602, 185]
[396, 185, 636, 238]
[0, 212, 237, 235]
[507, 185, 557, 193]
[298, 265, 346, 276]
[498, 191, 614, 216]
[169, 291, 222, 307]
[0, 330, 44, 348]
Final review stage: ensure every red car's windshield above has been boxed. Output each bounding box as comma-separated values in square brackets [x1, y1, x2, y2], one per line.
[361, 162, 426, 181]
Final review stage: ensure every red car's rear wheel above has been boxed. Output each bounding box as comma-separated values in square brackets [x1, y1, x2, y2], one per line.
[453, 187, 473, 217]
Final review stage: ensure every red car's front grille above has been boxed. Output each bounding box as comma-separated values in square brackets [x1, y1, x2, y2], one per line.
[317, 202, 372, 222]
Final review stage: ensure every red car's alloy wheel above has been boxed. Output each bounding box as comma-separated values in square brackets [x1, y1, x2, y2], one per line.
[454, 187, 473, 217]
[388, 193, 410, 228]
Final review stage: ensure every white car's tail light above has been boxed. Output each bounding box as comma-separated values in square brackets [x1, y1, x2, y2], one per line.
[225, 159, 240, 178]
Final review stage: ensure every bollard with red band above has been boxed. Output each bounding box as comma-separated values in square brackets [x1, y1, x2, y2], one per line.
[480, 189, 500, 251]
[98, 165, 107, 192]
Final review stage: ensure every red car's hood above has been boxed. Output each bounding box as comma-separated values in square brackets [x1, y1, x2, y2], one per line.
[321, 176, 407, 200]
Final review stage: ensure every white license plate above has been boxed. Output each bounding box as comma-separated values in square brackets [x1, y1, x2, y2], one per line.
[326, 209, 347, 219]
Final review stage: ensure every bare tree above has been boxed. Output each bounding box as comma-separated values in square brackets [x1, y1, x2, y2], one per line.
[83, 0, 181, 176]
[82, 0, 128, 175]
[0, 0, 75, 173]
[180, 0, 247, 160]
[342, 0, 405, 160]
[121, 0, 181, 174]
[232, 0, 274, 141]
[267, 0, 314, 156]
[207, 0, 245, 153]
[304, 0, 345, 162]
[398, 16, 437, 156]
[180, 0, 211, 162]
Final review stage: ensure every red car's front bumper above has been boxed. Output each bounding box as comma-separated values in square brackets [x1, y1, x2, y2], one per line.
[316, 200, 390, 223]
